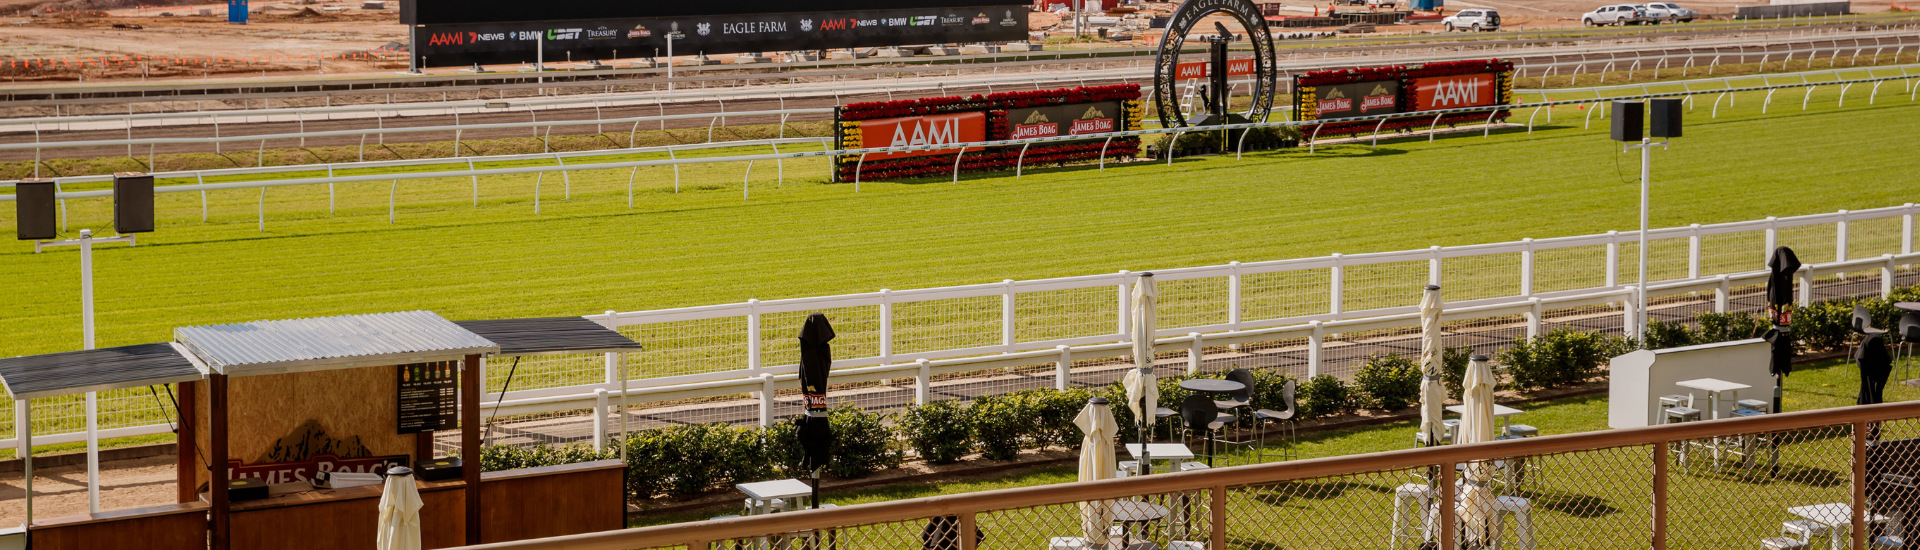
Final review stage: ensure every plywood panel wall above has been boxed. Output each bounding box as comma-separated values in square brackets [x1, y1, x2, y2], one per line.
[192, 365, 420, 489]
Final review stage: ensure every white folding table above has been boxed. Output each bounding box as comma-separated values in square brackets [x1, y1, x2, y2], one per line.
[1786, 503, 1890, 550]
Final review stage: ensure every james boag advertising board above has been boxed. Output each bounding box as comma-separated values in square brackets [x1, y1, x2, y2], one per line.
[1007, 102, 1121, 140]
[1413, 73, 1499, 111]
[859, 112, 987, 159]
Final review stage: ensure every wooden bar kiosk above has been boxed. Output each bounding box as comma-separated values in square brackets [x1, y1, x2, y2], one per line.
[2, 310, 634, 550]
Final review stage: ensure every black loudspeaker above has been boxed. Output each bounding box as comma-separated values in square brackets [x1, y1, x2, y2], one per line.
[15, 179, 56, 241]
[113, 172, 155, 234]
[1610, 100, 1644, 143]
[1649, 98, 1683, 139]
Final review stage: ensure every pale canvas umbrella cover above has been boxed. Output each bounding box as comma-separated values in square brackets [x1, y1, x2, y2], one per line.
[376, 467, 423, 550]
[1458, 354, 1499, 547]
[1417, 285, 1448, 447]
[1074, 397, 1119, 546]
[1123, 274, 1160, 431]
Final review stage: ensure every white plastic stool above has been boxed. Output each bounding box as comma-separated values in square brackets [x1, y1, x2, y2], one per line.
[1392, 483, 1437, 549]
[1490, 496, 1535, 550]
[1049, 537, 1094, 550]
[1784, 519, 1832, 547]
[1167, 541, 1206, 550]
[1179, 462, 1212, 472]
[1763, 537, 1810, 550]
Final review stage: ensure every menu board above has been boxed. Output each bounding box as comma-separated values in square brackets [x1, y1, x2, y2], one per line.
[397, 361, 458, 434]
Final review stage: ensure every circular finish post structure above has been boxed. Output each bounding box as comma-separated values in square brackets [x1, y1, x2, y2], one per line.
[1151, 0, 1280, 130]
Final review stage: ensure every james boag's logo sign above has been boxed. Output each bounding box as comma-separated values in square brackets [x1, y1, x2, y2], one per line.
[1014, 110, 1058, 139]
[1416, 74, 1497, 110]
[1069, 105, 1114, 135]
[1360, 84, 1396, 113]
[628, 25, 651, 38]
[1317, 88, 1352, 113]
[860, 112, 987, 160]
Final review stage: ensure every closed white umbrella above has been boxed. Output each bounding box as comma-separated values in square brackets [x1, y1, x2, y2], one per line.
[376, 467, 423, 550]
[1123, 274, 1160, 472]
[1075, 397, 1119, 546]
[1417, 285, 1448, 448]
[1459, 354, 1499, 548]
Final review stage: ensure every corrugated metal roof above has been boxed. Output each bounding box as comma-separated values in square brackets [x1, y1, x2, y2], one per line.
[0, 343, 204, 399]
[453, 317, 644, 356]
[175, 310, 498, 377]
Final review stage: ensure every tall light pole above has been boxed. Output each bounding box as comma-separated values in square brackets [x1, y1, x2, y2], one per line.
[37, 228, 136, 513]
[1610, 98, 1682, 341]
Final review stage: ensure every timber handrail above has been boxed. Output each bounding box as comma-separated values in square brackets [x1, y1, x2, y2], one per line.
[450, 400, 1920, 550]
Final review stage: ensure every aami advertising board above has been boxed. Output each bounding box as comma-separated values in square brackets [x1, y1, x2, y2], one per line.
[1006, 102, 1122, 140]
[1310, 81, 1400, 119]
[1412, 73, 1500, 111]
[859, 112, 987, 160]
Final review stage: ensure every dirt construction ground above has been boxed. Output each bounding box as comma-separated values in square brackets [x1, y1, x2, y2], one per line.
[0, 0, 1905, 85]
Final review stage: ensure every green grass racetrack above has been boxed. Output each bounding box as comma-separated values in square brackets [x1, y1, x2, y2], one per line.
[2, 78, 1917, 364]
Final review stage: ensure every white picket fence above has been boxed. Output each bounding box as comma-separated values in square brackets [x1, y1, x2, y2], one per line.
[6, 203, 1916, 453]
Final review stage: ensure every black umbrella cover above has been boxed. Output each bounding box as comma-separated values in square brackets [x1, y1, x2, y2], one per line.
[796, 412, 833, 471]
[1764, 326, 1795, 378]
[1766, 247, 1802, 321]
[798, 313, 836, 411]
[1859, 334, 1894, 406]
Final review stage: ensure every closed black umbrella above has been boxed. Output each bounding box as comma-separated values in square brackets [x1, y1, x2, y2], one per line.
[796, 313, 835, 508]
[1765, 247, 1801, 414]
[799, 313, 835, 411]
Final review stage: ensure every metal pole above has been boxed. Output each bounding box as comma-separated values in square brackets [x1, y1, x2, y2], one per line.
[81, 229, 99, 513]
[1639, 137, 1651, 340]
[21, 398, 30, 526]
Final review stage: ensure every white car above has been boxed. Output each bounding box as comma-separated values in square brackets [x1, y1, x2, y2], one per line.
[1583, 4, 1650, 26]
[1644, 2, 1698, 22]
[1440, 9, 1501, 32]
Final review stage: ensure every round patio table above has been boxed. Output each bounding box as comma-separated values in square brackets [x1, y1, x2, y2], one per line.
[1895, 302, 1920, 313]
[1179, 379, 1245, 395]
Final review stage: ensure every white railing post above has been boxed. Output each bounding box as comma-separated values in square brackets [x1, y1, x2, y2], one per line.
[746, 299, 762, 375]
[880, 289, 894, 360]
[1884, 255, 1896, 299]
[1330, 254, 1345, 316]
[916, 359, 932, 405]
[1715, 276, 1730, 314]
[1056, 346, 1072, 391]
[593, 389, 609, 451]
[604, 351, 618, 386]
[1526, 298, 1542, 339]
[13, 401, 25, 456]
[1903, 204, 1914, 255]
[758, 374, 775, 427]
[1002, 280, 1016, 352]
[1307, 321, 1324, 378]
[1623, 290, 1638, 339]
[1521, 238, 1535, 297]
[1798, 266, 1814, 308]
[1837, 210, 1851, 262]
[1187, 333, 1203, 375]
[1429, 246, 1443, 286]
[1688, 224, 1702, 279]
[1606, 231, 1621, 288]
[1228, 261, 1243, 330]
[1766, 217, 1780, 261]
[1117, 270, 1132, 340]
